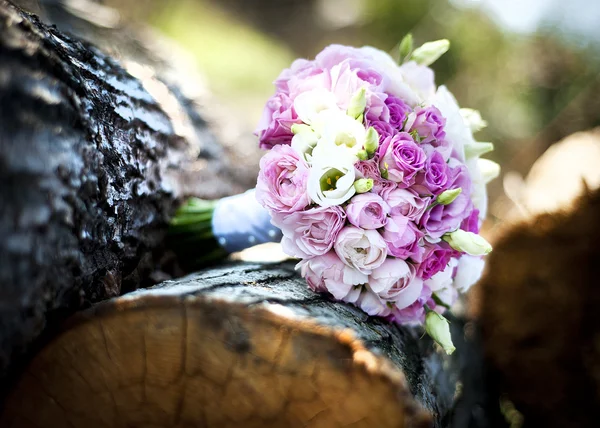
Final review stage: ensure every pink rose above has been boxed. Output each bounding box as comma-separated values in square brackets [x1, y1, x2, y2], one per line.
[381, 187, 429, 222]
[405, 106, 446, 144]
[256, 144, 310, 214]
[346, 193, 390, 230]
[334, 226, 388, 274]
[355, 290, 392, 317]
[414, 242, 456, 280]
[382, 215, 423, 260]
[355, 160, 397, 195]
[371, 259, 423, 310]
[255, 93, 299, 150]
[392, 284, 432, 325]
[378, 132, 426, 186]
[273, 206, 346, 258]
[298, 252, 367, 301]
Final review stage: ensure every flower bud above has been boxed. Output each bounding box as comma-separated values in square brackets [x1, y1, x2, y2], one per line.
[460, 108, 487, 132]
[425, 309, 455, 355]
[411, 39, 450, 66]
[357, 150, 369, 161]
[347, 87, 367, 120]
[465, 142, 494, 159]
[364, 126, 379, 155]
[443, 229, 492, 256]
[478, 159, 501, 184]
[436, 188, 462, 205]
[398, 33, 413, 63]
[354, 178, 374, 194]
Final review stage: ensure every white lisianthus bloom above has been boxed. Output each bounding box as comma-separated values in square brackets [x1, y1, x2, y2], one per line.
[310, 109, 367, 161]
[291, 127, 318, 161]
[433, 86, 472, 162]
[454, 255, 485, 292]
[293, 89, 339, 125]
[307, 155, 357, 207]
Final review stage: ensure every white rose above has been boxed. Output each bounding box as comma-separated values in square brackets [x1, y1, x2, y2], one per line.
[334, 226, 388, 274]
[307, 155, 357, 207]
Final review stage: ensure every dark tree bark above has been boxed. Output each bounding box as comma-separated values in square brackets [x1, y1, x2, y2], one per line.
[0, 0, 246, 377]
[1, 261, 473, 428]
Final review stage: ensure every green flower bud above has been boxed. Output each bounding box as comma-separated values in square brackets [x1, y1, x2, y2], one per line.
[436, 188, 462, 205]
[424, 308, 455, 355]
[398, 33, 413, 63]
[411, 39, 450, 66]
[347, 87, 367, 120]
[465, 142, 494, 159]
[357, 150, 369, 161]
[354, 178, 373, 194]
[364, 127, 379, 155]
[443, 229, 492, 256]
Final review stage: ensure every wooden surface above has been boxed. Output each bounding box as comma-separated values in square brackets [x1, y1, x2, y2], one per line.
[0, 262, 474, 428]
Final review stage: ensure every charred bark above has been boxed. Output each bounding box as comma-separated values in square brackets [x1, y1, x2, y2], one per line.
[1, 261, 473, 428]
[0, 0, 243, 377]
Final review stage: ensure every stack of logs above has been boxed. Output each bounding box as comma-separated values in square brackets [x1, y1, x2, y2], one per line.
[0, 1, 598, 427]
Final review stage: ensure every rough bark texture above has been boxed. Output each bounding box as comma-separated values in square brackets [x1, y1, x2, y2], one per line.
[1, 261, 475, 428]
[0, 0, 245, 378]
[478, 188, 600, 427]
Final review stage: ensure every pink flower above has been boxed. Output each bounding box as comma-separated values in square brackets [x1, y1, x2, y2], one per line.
[414, 151, 451, 196]
[382, 215, 423, 260]
[335, 226, 388, 274]
[273, 206, 346, 258]
[298, 252, 367, 301]
[460, 208, 480, 234]
[392, 285, 432, 325]
[256, 144, 310, 213]
[384, 96, 411, 130]
[419, 160, 473, 239]
[380, 187, 429, 222]
[355, 290, 392, 317]
[371, 259, 423, 310]
[378, 133, 426, 186]
[355, 159, 396, 195]
[406, 106, 446, 144]
[414, 242, 456, 280]
[346, 193, 390, 230]
[255, 93, 299, 150]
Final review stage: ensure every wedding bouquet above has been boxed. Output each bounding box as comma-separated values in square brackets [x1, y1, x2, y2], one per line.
[253, 37, 499, 353]
[170, 36, 499, 353]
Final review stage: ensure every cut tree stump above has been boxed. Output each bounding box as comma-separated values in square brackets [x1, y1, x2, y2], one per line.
[0, 262, 469, 428]
[0, 0, 247, 377]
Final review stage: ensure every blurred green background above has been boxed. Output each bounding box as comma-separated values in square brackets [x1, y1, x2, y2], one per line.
[54, 0, 600, 225]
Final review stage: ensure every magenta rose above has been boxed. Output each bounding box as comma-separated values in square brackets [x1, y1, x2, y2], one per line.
[273, 206, 346, 258]
[382, 215, 423, 259]
[406, 106, 446, 144]
[256, 144, 310, 214]
[298, 252, 366, 301]
[414, 242, 456, 280]
[385, 95, 411, 130]
[378, 132, 426, 186]
[346, 193, 390, 230]
[255, 92, 299, 150]
[461, 208, 480, 234]
[420, 161, 473, 238]
[366, 119, 396, 142]
[335, 226, 388, 274]
[381, 187, 429, 222]
[415, 150, 451, 196]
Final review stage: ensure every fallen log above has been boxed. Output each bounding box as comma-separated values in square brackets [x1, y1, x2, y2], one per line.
[0, 0, 245, 377]
[478, 188, 600, 427]
[0, 262, 470, 428]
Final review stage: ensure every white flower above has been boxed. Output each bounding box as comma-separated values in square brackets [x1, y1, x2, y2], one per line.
[291, 127, 318, 161]
[433, 85, 472, 162]
[426, 258, 457, 292]
[307, 156, 357, 207]
[454, 255, 485, 292]
[399, 61, 436, 104]
[334, 226, 388, 274]
[293, 89, 338, 125]
[310, 109, 367, 161]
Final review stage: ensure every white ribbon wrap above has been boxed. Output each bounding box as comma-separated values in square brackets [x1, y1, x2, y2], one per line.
[211, 189, 282, 253]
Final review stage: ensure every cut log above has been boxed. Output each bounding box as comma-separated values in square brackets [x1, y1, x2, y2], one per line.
[1, 262, 469, 428]
[478, 188, 600, 427]
[0, 0, 245, 377]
